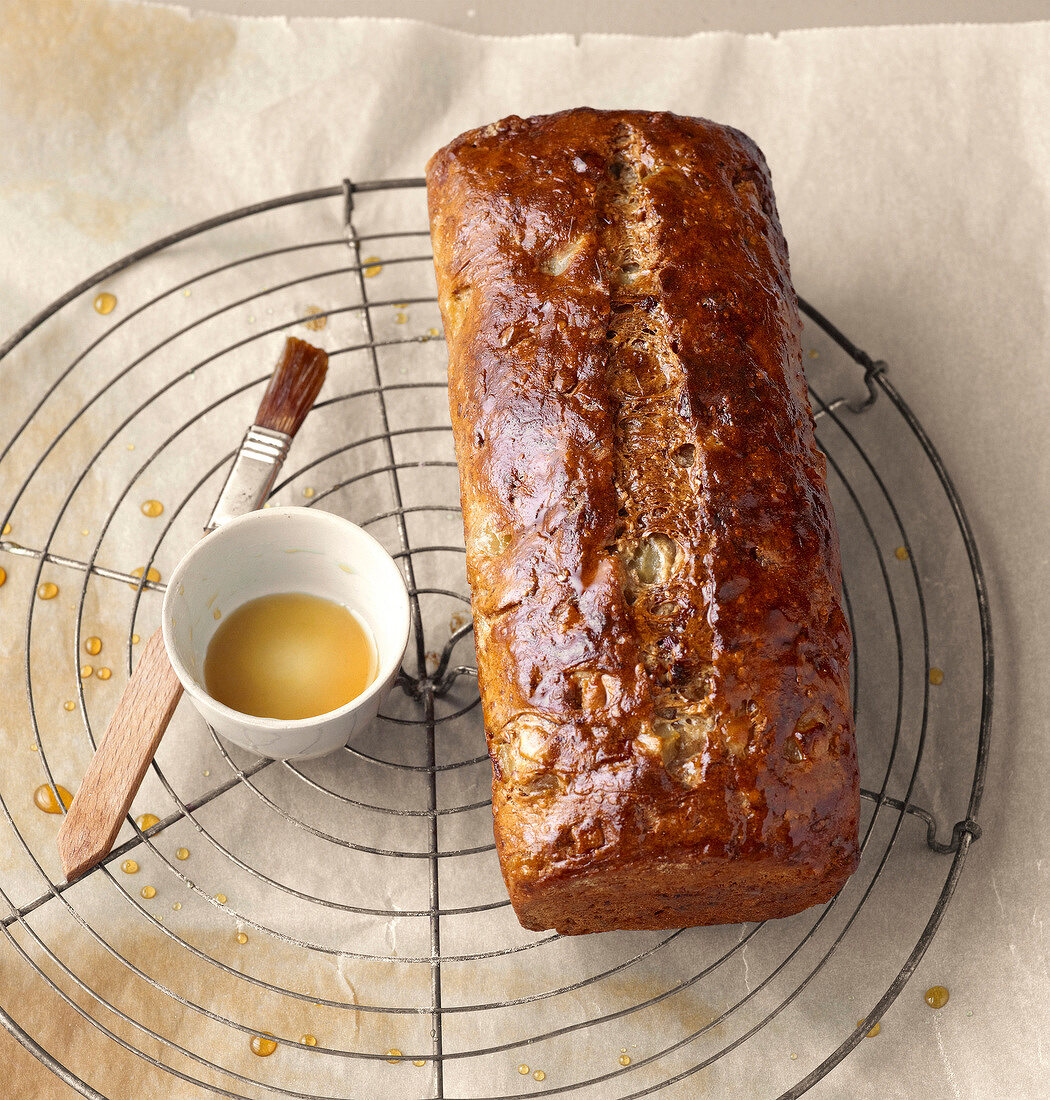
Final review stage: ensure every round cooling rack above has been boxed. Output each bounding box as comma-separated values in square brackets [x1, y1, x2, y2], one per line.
[0, 179, 991, 1100]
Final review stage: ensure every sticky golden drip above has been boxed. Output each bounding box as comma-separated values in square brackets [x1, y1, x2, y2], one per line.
[135, 813, 159, 831]
[302, 306, 327, 331]
[121, 859, 139, 874]
[140, 885, 156, 899]
[925, 985, 949, 1009]
[93, 292, 117, 315]
[84, 636, 102, 655]
[250, 1034, 277, 1057]
[362, 256, 383, 278]
[36, 582, 59, 600]
[33, 784, 73, 813]
[141, 499, 164, 518]
[129, 566, 161, 589]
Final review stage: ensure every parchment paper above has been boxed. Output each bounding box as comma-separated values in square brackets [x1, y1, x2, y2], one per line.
[1, 4, 1047, 1098]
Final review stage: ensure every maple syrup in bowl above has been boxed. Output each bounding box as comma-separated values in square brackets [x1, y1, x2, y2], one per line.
[162, 508, 409, 759]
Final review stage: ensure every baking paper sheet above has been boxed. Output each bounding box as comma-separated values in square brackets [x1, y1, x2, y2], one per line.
[1, 4, 1047, 1097]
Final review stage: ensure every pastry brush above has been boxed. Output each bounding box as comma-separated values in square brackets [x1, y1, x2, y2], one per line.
[57, 337, 329, 882]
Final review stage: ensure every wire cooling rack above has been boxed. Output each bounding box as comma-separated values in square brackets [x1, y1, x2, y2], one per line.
[0, 179, 991, 1099]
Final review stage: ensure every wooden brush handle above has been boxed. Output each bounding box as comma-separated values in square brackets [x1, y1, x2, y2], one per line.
[57, 629, 183, 881]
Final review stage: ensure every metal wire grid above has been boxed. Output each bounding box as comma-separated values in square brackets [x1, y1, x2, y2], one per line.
[0, 178, 991, 1099]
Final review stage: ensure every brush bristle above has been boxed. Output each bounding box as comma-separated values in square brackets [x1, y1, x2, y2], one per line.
[254, 337, 329, 436]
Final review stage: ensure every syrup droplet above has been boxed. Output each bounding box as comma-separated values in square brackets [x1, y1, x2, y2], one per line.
[183, 288, 192, 297]
[129, 566, 161, 589]
[0, 567, 6, 587]
[533, 1070, 546, 1082]
[301, 1034, 318, 1046]
[385, 1049, 403, 1064]
[929, 667, 944, 685]
[808, 349, 819, 359]
[858, 1019, 881, 1037]
[29, 743, 37, 751]
[790, 1052, 798, 1060]
[925, 985, 949, 1009]
[122, 859, 139, 874]
[176, 847, 190, 860]
[214, 893, 227, 904]
[895, 546, 909, 560]
[449, 610, 471, 633]
[135, 813, 160, 831]
[618, 1054, 631, 1066]
[362, 256, 383, 278]
[36, 582, 59, 600]
[81, 528, 89, 536]
[250, 1034, 277, 1057]
[213, 608, 222, 620]
[80, 664, 93, 679]
[141, 499, 164, 518]
[236, 932, 248, 944]
[96, 667, 112, 681]
[517, 1064, 529, 1075]
[302, 486, 315, 498]
[412, 1060, 426, 1067]
[2, 522, 10, 535]
[33, 784, 72, 813]
[428, 327, 440, 337]
[302, 306, 327, 332]
[85, 636, 102, 656]
[395, 312, 408, 325]
[140, 885, 156, 899]
[63, 700, 75, 711]
[127, 443, 135, 451]
[172, 902, 182, 910]
[132, 633, 141, 644]
[93, 292, 117, 315]
[203, 769, 210, 777]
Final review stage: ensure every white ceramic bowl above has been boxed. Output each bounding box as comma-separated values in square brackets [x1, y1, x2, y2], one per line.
[162, 507, 410, 760]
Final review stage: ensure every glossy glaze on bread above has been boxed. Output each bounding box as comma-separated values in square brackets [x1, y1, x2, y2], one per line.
[427, 108, 859, 934]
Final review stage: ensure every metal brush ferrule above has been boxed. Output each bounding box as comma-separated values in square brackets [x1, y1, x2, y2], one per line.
[204, 426, 292, 533]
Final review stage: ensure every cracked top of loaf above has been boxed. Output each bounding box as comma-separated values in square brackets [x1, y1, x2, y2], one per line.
[427, 108, 859, 933]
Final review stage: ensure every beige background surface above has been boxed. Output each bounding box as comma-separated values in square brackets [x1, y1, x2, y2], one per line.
[0, 2, 1047, 1098]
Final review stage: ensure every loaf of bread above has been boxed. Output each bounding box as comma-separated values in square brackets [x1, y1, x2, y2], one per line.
[426, 109, 859, 934]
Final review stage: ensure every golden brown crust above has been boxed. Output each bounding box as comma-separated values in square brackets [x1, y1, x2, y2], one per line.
[427, 108, 859, 934]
